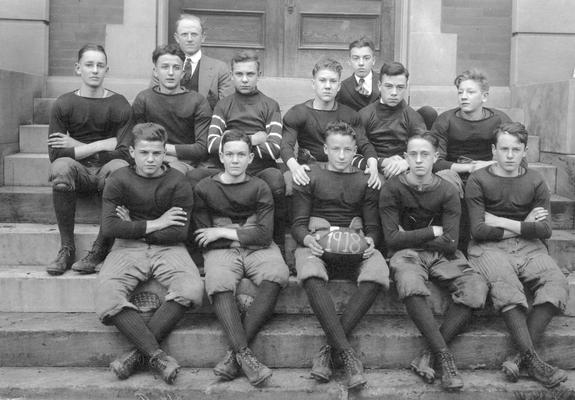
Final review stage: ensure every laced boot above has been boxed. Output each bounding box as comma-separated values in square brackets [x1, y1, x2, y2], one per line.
[149, 349, 180, 384]
[339, 348, 366, 390]
[72, 241, 109, 274]
[46, 246, 75, 276]
[522, 349, 568, 388]
[214, 350, 240, 381]
[501, 353, 522, 382]
[310, 344, 333, 382]
[410, 350, 435, 383]
[235, 347, 272, 386]
[110, 348, 147, 380]
[436, 350, 464, 391]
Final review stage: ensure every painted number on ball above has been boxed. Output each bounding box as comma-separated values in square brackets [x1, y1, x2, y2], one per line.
[325, 231, 363, 253]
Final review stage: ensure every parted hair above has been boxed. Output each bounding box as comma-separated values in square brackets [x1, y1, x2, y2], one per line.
[152, 43, 185, 64]
[312, 57, 343, 78]
[221, 129, 252, 151]
[407, 132, 439, 150]
[77, 43, 107, 63]
[454, 69, 489, 92]
[380, 61, 409, 80]
[231, 50, 261, 72]
[131, 123, 168, 146]
[349, 36, 375, 52]
[492, 122, 529, 147]
[324, 121, 357, 141]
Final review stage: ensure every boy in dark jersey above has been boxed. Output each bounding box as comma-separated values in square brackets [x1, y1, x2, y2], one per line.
[379, 133, 488, 390]
[292, 121, 389, 390]
[465, 122, 568, 388]
[281, 57, 380, 191]
[133, 43, 212, 174]
[193, 130, 289, 387]
[47, 44, 133, 276]
[95, 122, 203, 384]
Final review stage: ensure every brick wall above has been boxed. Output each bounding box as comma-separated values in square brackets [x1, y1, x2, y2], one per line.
[49, 0, 124, 76]
[441, 0, 511, 86]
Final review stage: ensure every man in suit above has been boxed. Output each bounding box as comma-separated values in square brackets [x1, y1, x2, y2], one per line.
[336, 37, 380, 112]
[154, 14, 233, 109]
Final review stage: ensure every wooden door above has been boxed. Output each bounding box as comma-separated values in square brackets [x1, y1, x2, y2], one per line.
[168, 0, 395, 77]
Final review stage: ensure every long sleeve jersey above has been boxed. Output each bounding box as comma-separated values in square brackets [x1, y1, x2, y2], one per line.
[379, 174, 460, 255]
[101, 165, 193, 245]
[132, 87, 212, 164]
[207, 90, 282, 173]
[193, 174, 274, 249]
[291, 165, 381, 245]
[48, 91, 133, 164]
[465, 167, 552, 242]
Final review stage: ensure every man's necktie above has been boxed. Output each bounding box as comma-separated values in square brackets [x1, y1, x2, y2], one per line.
[181, 58, 192, 87]
[356, 77, 369, 96]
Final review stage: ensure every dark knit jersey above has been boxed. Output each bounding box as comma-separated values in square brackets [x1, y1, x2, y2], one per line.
[291, 165, 380, 245]
[379, 174, 460, 255]
[193, 174, 274, 248]
[465, 166, 552, 242]
[281, 100, 377, 165]
[430, 107, 511, 171]
[101, 165, 194, 245]
[207, 90, 282, 173]
[359, 99, 426, 160]
[49, 91, 132, 163]
[132, 87, 212, 164]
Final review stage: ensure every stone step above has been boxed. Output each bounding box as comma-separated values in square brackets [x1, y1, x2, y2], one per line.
[1, 312, 574, 370]
[529, 162, 557, 193]
[1, 367, 574, 400]
[1, 265, 574, 317]
[19, 124, 48, 153]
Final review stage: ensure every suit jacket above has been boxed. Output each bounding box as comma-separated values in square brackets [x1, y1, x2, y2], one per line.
[336, 71, 380, 112]
[151, 54, 233, 109]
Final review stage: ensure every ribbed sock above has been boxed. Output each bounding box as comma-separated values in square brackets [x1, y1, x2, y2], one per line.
[502, 306, 533, 353]
[527, 303, 558, 346]
[91, 229, 114, 252]
[243, 280, 281, 343]
[53, 189, 77, 249]
[110, 308, 160, 357]
[213, 291, 248, 352]
[340, 281, 381, 335]
[439, 302, 473, 344]
[147, 300, 187, 343]
[404, 295, 447, 354]
[303, 277, 351, 351]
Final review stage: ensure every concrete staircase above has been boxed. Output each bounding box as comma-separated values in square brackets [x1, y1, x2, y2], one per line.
[2, 78, 575, 399]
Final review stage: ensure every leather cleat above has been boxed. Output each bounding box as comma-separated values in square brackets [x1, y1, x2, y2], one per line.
[410, 350, 435, 384]
[71, 243, 108, 274]
[149, 349, 180, 384]
[214, 350, 240, 381]
[339, 348, 367, 390]
[236, 347, 272, 386]
[523, 349, 568, 389]
[46, 246, 75, 276]
[436, 350, 464, 391]
[110, 348, 147, 380]
[310, 344, 333, 382]
[501, 353, 522, 383]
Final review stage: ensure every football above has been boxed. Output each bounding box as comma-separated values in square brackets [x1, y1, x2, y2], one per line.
[316, 227, 369, 265]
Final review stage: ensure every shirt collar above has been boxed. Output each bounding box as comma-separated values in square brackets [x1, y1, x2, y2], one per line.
[188, 50, 202, 64]
[354, 70, 372, 83]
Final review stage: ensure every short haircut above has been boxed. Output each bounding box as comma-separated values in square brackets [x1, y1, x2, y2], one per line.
[454, 69, 489, 92]
[221, 129, 252, 151]
[324, 121, 357, 142]
[131, 123, 168, 147]
[312, 57, 343, 78]
[379, 62, 409, 80]
[77, 43, 107, 63]
[231, 50, 260, 72]
[349, 36, 375, 52]
[492, 122, 528, 147]
[407, 132, 439, 150]
[152, 43, 185, 64]
[175, 14, 204, 34]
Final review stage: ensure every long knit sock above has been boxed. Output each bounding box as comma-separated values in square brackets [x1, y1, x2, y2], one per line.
[147, 300, 187, 343]
[213, 291, 248, 352]
[439, 302, 473, 344]
[502, 306, 533, 353]
[91, 229, 114, 252]
[53, 189, 77, 249]
[340, 281, 381, 335]
[110, 309, 160, 357]
[303, 277, 351, 351]
[527, 303, 558, 346]
[404, 295, 447, 354]
[243, 280, 281, 343]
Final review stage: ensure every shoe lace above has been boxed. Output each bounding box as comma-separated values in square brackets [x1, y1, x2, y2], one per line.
[438, 351, 458, 377]
[224, 351, 237, 367]
[150, 352, 168, 371]
[59, 247, 73, 257]
[340, 350, 359, 373]
[240, 349, 262, 370]
[529, 352, 556, 377]
[317, 345, 332, 364]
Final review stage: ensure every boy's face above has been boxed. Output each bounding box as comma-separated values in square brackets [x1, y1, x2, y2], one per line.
[492, 133, 526, 175]
[312, 68, 341, 103]
[350, 46, 375, 78]
[174, 18, 204, 56]
[130, 140, 166, 178]
[231, 61, 260, 94]
[219, 139, 254, 177]
[324, 133, 356, 172]
[75, 50, 108, 89]
[154, 54, 183, 92]
[378, 73, 407, 107]
[458, 79, 488, 114]
[405, 138, 438, 178]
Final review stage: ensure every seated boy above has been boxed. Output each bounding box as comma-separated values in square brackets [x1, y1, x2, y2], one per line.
[193, 130, 289, 387]
[95, 122, 204, 384]
[465, 122, 568, 388]
[379, 133, 488, 390]
[292, 121, 389, 389]
[133, 43, 212, 174]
